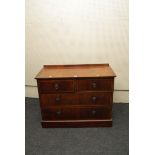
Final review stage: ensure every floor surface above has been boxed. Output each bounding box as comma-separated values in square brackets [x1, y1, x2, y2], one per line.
[25, 97, 129, 155]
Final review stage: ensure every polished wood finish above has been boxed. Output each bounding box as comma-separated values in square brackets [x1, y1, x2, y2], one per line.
[35, 64, 116, 128]
[40, 93, 78, 107]
[77, 78, 114, 91]
[78, 92, 113, 105]
[41, 119, 112, 128]
[35, 64, 116, 79]
[38, 79, 75, 93]
[41, 106, 111, 120]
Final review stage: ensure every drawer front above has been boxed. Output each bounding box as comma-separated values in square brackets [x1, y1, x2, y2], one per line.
[79, 107, 111, 119]
[42, 106, 111, 120]
[40, 93, 78, 107]
[38, 79, 74, 93]
[77, 78, 114, 91]
[79, 92, 112, 105]
[42, 108, 79, 120]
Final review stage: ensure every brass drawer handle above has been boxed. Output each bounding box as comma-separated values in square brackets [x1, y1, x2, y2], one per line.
[92, 82, 97, 88]
[91, 110, 96, 115]
[56, 111, 61, 116]
[54, 83, 59, 90]
[55, 96, 61, 103]
[92, 96, 97, 103]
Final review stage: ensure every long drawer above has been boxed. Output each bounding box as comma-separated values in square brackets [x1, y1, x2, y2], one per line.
[40, 92, 112, 107]
[41, 106, 111, 120]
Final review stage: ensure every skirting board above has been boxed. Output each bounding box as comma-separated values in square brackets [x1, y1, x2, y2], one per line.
[25, 86, 129, 103]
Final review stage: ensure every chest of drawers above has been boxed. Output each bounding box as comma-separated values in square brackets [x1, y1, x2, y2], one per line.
[35, 64, 116, 128]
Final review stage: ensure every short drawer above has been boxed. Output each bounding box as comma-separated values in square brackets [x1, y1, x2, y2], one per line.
[40, 93, 78, 107]
[38, 79, 74, 93]
[77, 78, 114, 91]
[41, 106, 111, 120]
[78, 92, 113, 105]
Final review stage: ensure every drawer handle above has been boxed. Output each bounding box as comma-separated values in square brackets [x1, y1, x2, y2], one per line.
[56, 111, 61, 116]
[92, 82, 97, 88]
[92, 110, 96, 115]
[54, 83, 59, 90]
[55, 96, 61, 103]
[92, 96, 97, 103]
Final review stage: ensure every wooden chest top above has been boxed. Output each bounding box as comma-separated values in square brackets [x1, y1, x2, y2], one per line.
[35, 64, 116, 79]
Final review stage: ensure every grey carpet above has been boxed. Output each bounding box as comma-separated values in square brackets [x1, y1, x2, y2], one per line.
[25, 97, 129, 155]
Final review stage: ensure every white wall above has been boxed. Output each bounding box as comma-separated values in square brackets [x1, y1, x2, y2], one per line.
[25, 0, 129, 103]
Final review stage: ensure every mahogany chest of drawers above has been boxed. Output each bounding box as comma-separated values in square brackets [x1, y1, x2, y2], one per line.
[35, 64, 116, 128]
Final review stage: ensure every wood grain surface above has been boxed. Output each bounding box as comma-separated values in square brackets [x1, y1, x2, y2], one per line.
[35, 64, 116, 127]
